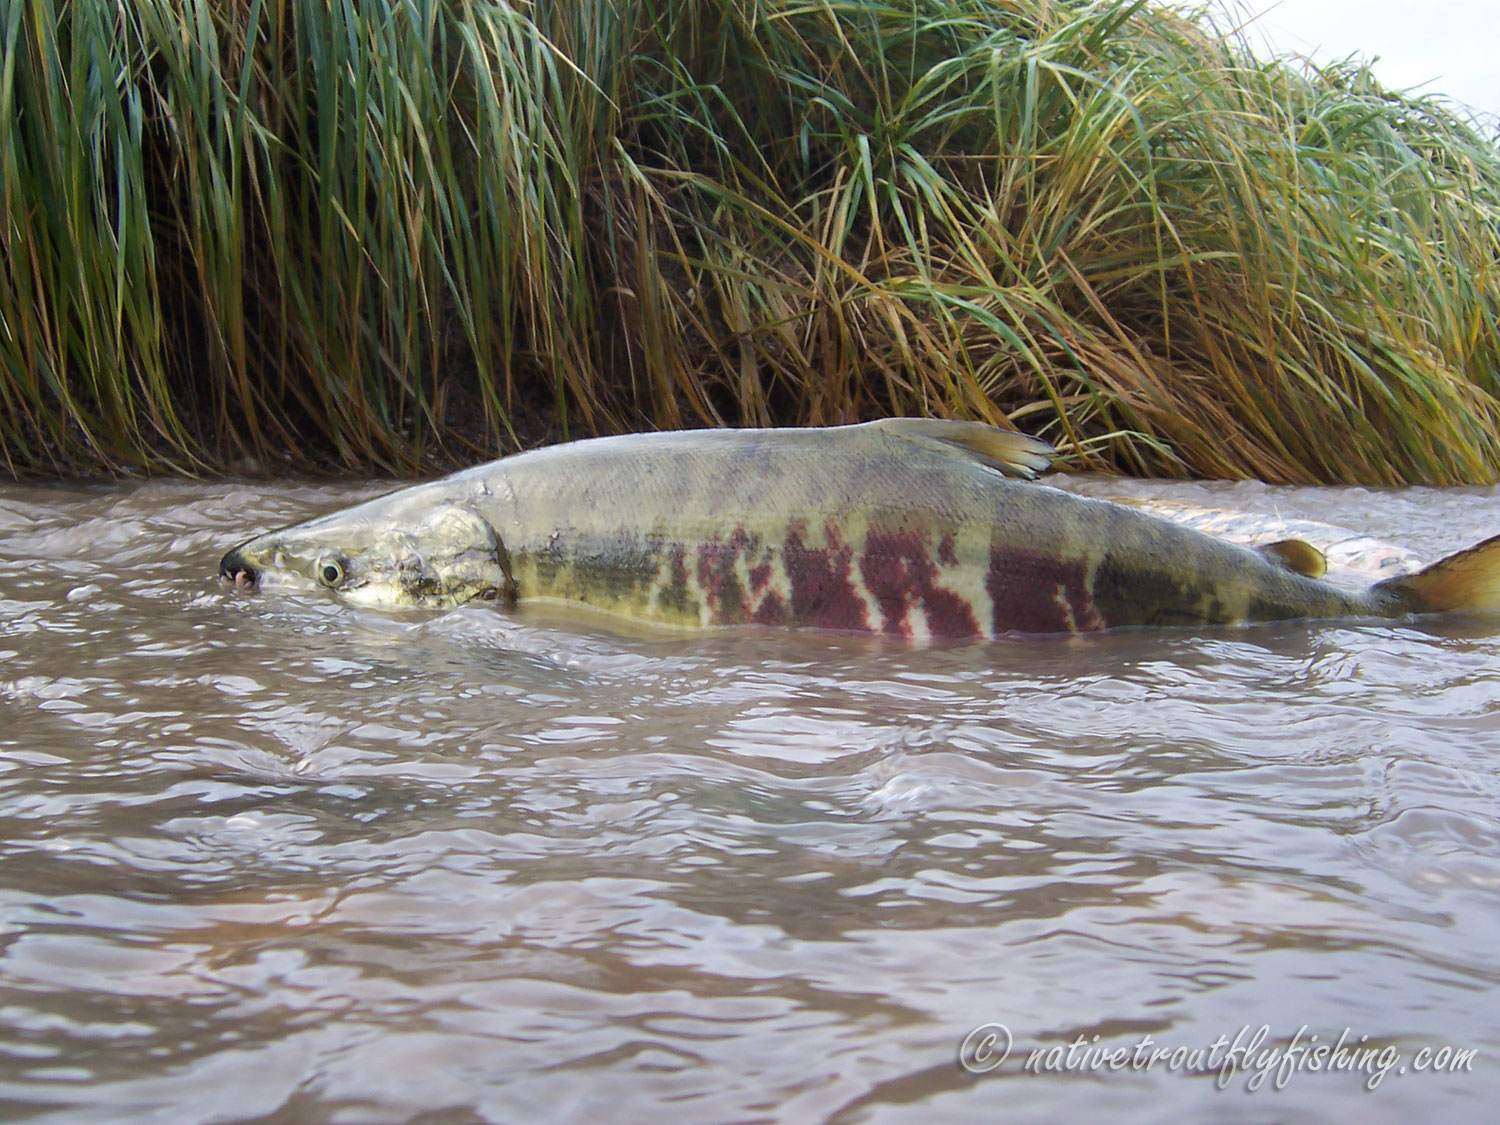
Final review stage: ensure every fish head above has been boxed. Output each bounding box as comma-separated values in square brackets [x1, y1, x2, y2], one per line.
[219, 497, 514, 608]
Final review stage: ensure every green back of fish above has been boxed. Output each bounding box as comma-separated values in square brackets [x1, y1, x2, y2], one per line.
[461, 421, 1374, 636]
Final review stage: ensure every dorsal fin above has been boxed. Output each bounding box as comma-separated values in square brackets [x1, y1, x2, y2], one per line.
[1257, 538, 1327, 578]
[866, 418, 1054, 479]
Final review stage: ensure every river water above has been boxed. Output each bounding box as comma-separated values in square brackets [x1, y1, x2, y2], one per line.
[1, 471, 1498, 1123]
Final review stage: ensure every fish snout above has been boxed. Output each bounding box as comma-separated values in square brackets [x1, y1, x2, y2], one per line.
[219, 547, 259, 590]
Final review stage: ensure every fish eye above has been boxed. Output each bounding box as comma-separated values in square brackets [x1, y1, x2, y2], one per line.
[316, 557, 347, 588]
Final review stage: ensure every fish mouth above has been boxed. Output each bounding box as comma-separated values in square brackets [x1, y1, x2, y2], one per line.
[218, 547, 259, 590]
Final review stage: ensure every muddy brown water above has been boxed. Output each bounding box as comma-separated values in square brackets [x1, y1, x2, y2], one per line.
[1, 473, 1499, 1123]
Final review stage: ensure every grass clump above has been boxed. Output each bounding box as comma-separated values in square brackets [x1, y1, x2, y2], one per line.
[1, 0, 1499, 483]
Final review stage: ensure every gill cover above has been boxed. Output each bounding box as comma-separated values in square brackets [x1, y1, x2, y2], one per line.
[377, 503, 517, 608]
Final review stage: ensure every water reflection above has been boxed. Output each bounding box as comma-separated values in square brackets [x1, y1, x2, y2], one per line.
[1, 475, 1498, 1121]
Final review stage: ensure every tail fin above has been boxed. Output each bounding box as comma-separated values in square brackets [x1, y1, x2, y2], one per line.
[1374, 533, 1500, 614]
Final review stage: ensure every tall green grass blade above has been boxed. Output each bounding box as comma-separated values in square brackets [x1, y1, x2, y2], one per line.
[2, 0, 1499, 483]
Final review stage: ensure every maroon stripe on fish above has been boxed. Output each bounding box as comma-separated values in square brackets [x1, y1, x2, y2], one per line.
[782, 521, 871, 631]
[986, 547, 1103, 635]
[656, 544, 695, 617]
[696, 529, 754, 625]
[860, 529, 981, 639]
[751, 590, 791, 626]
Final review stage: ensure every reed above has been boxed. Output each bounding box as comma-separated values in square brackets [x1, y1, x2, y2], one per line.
[2, 0, 1498, 483]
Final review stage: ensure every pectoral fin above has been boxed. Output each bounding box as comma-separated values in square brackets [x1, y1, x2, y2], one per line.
[869, 418, 1054, 479]
[1257, 538, 1327, 578]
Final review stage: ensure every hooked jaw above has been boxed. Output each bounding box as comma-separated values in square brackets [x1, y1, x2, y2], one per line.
[219, 544, 260, 590]
[219, 535, 317, 593]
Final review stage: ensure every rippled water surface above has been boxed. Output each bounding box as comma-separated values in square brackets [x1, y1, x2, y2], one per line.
[3, 472, 1500, 1123]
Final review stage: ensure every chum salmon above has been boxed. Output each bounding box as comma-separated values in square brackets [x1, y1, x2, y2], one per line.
[218, 419, 1500, 638]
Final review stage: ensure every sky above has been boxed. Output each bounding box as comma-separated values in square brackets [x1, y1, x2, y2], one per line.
[1204, 0, 1500, 122]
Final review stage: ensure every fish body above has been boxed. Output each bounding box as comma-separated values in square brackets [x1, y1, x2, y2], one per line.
[218, 420, 1500, 637]
[1078, 492, 1424, 589]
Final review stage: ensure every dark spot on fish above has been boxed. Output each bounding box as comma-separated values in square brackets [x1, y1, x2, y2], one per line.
[782, 522, 871, 632]
[398, 554, 441, 600]
[1245, 596, 1292, 622]
[657, 543, 694, 618]
[751, 590, 791, 626]
[860, 529, 980, 639]
[578, 535, 667, 600]
[937, 533, 958, 567]
[527, 530, 685, 614]
[696, 530, 752, 624]
[986, 547, 1101, 635]
[1091, 551, 1225, 627]
[1245, 584, 1343, 624]
[535, 532, 568, 584]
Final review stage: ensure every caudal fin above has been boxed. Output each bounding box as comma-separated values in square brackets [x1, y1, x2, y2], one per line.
[1374, 533, 1500, 614]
